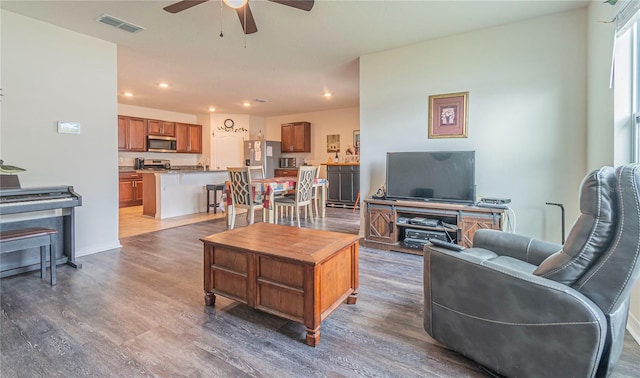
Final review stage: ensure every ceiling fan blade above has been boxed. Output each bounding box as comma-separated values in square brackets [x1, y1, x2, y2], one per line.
[163, 0, 209, 14]
[268, 0, 314, 12]
[235, 3, 258, 34]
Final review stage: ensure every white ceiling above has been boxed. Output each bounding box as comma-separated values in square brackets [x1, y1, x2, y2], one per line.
[2, 0, 589, 117]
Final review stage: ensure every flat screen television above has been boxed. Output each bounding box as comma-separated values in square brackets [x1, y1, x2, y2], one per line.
[385, 150, 476, 204]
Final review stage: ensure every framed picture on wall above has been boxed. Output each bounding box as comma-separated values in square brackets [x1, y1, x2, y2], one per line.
[428, 92, 469, 139]
[327, 134, 340, 152]
[353, 130, 360, 148]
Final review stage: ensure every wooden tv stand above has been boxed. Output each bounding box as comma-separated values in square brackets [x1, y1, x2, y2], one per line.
[362, 199, 505, 255]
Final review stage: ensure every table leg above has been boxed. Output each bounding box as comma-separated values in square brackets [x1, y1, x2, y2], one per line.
[305, 326, 321, 347]
[347, 290, 358, 304]
[205, 292, 216, 306]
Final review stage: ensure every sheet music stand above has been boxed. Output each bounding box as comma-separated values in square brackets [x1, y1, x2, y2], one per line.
[0, 174, 21, 189]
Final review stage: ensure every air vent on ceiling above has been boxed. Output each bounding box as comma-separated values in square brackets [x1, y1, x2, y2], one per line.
[96, 14, 145, 34]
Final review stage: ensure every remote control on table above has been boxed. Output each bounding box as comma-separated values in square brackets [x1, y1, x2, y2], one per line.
[428, 239, 466, 252]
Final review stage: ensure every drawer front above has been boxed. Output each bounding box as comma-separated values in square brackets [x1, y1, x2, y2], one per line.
[258, 255, 304, 288]
[257, 284, 304, 321]
[213, 270, 248, 303]
[213, 247, 248, 273]
[119, 172, 141, 180]
[274, 169, 298, 177]
[210, 247, 249, 302]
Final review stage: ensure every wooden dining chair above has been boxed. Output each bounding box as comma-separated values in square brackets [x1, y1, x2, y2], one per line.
[310, 164, 322, 217]
[227, 166, 265, 229]
[248, 165, 265, 180]
[274, 166, 317, 227]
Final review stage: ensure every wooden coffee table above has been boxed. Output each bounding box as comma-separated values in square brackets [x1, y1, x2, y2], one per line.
[201, 223, 359, 347]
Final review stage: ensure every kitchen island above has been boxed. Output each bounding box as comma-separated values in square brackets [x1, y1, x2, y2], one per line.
[141, 169, 228, 219]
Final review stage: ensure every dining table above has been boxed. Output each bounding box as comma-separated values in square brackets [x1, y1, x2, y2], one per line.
[224, 176, 328, 224]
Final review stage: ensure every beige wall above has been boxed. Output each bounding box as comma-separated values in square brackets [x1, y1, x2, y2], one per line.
[1, 10, 120, 255]
[360, 9, 587, 242]
[265, 107, 360, 167]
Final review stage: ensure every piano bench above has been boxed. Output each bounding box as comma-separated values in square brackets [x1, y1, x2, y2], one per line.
[0, 227, 58, 285]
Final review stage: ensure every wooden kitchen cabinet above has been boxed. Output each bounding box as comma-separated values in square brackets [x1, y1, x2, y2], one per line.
[119, 172, 144, 207]
[176, 123, 202, 153]
[118, 116, 147, 152]
[274, 168, 298, 177]
[281, 122, 311, 152]
[147, 119, 175, 137]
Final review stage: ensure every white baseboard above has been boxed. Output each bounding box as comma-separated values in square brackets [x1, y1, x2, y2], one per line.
[628, 311, 640, 345]
[77, 241, 122, 257]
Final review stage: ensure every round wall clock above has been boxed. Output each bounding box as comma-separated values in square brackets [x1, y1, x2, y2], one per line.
[224, 119, 234, 129]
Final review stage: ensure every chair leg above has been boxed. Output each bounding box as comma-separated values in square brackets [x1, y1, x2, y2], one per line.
[308, 204, 314, 223]
[314, 188, 319, 217]
[229, 207, 236, 229]
[49, 234, 56, 286]
[295, 206, 301, 228]
[40, 245, 46, 279]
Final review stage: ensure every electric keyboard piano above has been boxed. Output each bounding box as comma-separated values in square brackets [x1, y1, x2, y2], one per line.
[0, 186, 82, 278]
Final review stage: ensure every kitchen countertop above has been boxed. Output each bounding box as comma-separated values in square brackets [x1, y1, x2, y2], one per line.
[322, 162, 360, 166]
[119, 166, 226, 173]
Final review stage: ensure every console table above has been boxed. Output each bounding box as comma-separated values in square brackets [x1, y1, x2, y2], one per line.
[362, 199, 505, 254]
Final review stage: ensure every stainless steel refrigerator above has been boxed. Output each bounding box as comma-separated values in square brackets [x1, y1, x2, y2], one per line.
[244, 140, 282, 178]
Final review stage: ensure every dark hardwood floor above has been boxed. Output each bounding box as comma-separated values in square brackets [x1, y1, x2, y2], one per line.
[1, 208, 639, 377]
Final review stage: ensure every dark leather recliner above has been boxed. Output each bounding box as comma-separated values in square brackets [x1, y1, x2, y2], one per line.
[423, 164, 640, 377]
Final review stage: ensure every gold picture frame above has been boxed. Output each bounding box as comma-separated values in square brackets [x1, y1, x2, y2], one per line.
[428, 92, 469, 139]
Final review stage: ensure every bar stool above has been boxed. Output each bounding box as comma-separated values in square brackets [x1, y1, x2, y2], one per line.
[206, 184, 225, 213]
[0, 227, 58, 285]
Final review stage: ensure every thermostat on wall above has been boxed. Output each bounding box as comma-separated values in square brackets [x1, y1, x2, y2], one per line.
[57, 121, 81, 134]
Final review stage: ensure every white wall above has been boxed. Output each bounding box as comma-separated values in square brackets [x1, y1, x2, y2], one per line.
[360, 9, 587, 242]
[265, 107, 360, 167]
[588, 0, 640, 345]
[1, 10, 120, 255]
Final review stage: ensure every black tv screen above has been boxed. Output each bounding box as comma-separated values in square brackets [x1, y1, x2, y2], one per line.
[385, 151, 476, 204]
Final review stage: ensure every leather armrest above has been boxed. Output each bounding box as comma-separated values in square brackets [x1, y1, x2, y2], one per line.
[423, 248, 606, 378]
[473, 229, 562, 265]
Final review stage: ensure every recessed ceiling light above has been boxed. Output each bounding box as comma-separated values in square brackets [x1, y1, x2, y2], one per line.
[243, 102, 251, 107]
[208, 107, 216, 112]
[159, 83, 169, 88]
[124, 92, 133, 97]
[324, 92, 332, 98]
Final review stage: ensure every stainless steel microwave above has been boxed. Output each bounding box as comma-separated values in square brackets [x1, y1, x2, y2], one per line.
[147, 136, 177, 153]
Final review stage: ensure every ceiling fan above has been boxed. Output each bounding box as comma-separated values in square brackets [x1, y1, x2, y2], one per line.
[163, 0, 315, 35]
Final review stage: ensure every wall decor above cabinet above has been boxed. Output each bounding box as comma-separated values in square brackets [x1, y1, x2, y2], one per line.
[281, 122, 311, 153]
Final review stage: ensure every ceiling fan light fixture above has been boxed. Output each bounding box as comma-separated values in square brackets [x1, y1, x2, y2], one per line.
[223, 0, 248, 9]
